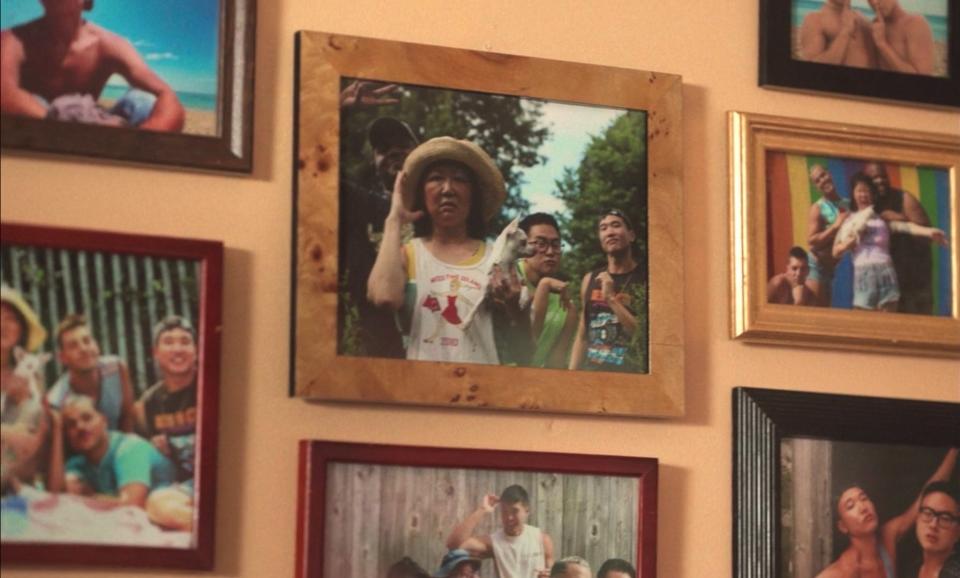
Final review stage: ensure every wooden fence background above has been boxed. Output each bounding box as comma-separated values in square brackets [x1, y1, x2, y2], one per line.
[1, 243, 200, 394]
[323, 463, 639, 578]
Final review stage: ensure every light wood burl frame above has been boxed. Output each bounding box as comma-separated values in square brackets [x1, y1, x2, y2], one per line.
[729, 112, 960, 357]
[293, 32, 684, 417]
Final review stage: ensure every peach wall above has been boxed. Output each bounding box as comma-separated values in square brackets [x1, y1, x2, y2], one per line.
[1, 1, 957, 577]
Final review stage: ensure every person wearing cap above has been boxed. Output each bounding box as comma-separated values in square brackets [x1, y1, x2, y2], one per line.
[340, 116, 419, 358]
[367, 136, 509, 364]
[1, 285, 61, 492]
[433, 549, 482, 578]
[46, 313, 136, 433]
[134, 315, 198, 530]
[569, 210, 645, 372]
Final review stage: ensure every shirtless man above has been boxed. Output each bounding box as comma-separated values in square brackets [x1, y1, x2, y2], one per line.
[799, 0, 877, 68]
[767, 247, 815, 305]
[868, 0, 935, 75]
[807, 164, 850, 306]
[815, 448, 958, 578]
[0, 0, 184, 131]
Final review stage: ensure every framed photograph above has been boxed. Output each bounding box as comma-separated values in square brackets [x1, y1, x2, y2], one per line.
[759, 0, 959, 107]
[296, 440, 658, 578]
[0, 0, 256, 172]
[733, 387, 960, 578]
[292, 32, 684, 417]
[729, 111, 960, 356]
[0, 222, 222, 569]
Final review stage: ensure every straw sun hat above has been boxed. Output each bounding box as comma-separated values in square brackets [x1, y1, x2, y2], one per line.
[0, 284, 47, 352]
[400, 137, 506, 223]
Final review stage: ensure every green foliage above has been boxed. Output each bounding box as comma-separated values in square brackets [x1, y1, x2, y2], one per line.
[338, 276, 366, 357]
[555, 111, 648, 282]
[340, 79, 551, 235]
[623, 282, 648, 373]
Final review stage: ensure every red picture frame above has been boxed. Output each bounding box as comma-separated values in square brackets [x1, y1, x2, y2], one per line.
[0, 222, 222, 570]
[296, 440, 659, 578]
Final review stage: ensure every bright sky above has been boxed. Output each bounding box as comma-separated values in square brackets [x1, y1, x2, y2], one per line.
[519, 101, 626, 216]
[1, 0, 221, 95]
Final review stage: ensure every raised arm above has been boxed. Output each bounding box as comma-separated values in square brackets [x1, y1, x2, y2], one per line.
[567, 273, 591, 370]
[808, 202, 849, 251]
[102, 29, 184, 132]
[0, 31, 48, 118]
[445, 493, 496, 557]
[882, 448, 958, 545]
[367, 172, 421, 310]
[598, 272, 638, 336]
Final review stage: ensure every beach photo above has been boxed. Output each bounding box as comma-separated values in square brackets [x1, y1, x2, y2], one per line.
[791, 0, 949, 77]
[0, 223, 222, 569]
[765, 152, 952, 316]
[337, 78, 649, 374]
[0, 0, 220, 136]
[296, 441, 658, 578]
[781, 440, 958, 578]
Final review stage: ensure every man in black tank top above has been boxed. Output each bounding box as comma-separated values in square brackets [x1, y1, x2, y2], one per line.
[569, 210, 646, 373]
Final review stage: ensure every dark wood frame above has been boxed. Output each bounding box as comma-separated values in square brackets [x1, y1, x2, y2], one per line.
[296, 440, 659, 578]
[759, 0, 960, 108]
[0, 222, 223, 570]
[0, 0, 257, 172]
[732, 387, 960, 578]
[292, 31, 685, 417]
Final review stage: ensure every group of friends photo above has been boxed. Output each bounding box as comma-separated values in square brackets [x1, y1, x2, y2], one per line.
[765, 152, 951, 316]
[336, 79, 649, 374]
[323, 461, 642, 578]
[0, 247, 201, 547]
[793, 0, 949, 77]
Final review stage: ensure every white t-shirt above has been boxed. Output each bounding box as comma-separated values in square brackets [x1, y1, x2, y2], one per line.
[491, 524, 545, 578]
[405, 238, 499, 364]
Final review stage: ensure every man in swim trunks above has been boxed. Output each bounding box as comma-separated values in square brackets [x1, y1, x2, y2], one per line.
[806, 164, 851, 306]
[0, 0, 184, 131]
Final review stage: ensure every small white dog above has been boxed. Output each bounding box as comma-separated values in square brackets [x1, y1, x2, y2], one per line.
[459, 216, 534, 330]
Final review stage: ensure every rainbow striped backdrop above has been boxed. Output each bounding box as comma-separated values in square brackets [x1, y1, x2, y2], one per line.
[765, 151, 953, 316]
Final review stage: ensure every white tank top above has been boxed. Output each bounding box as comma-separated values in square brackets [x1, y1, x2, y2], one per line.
[405, 238, 499, 364]
[491, 525, 545, 578]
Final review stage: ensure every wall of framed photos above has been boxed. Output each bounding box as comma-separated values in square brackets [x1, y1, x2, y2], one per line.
[1, 1, 956, 578]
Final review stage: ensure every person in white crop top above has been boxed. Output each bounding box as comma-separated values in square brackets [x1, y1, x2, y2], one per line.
[445, 484, 555, 578]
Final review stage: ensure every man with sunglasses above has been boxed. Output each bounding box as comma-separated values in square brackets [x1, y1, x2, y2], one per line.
[569, 210, 645, 373]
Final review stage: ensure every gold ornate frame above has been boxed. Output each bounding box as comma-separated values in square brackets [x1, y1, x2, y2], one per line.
[729, 112, 960, 357]
[293, 32, 684, 417]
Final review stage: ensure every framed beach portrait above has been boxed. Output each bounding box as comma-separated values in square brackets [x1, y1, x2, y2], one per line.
[759, 0, 959, 107]
[296, 440, 659, 578]
[0, 222, 222, 570]
[729, 111, 960, 357]
[292, 32, 684, 417]
[733, 387, 960, 578]
[0, 0, 256, 172]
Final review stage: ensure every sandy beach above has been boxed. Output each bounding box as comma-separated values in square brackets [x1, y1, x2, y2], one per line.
[98, 98, 218, 136]
[791, 26, 948, 77]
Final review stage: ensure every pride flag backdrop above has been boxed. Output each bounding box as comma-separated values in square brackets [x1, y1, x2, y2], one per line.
[765, 151, 953, 316]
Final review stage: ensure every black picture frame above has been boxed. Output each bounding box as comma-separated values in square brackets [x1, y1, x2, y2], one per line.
[732, 386, 960, 578]
[0, 0, 256, 172]
[759, 0, 960, 108]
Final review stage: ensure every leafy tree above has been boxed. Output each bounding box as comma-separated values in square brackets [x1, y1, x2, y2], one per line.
[339, 78, 551, 235]
[555, 111, 647, 281]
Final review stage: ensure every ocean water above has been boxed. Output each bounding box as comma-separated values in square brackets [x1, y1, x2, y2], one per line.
[791, 0, 948, 43]
[101, 85, 217, 112]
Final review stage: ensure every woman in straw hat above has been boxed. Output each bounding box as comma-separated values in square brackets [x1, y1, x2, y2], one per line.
[1, 284, 62, 492]
[367, 136, 508, 364]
